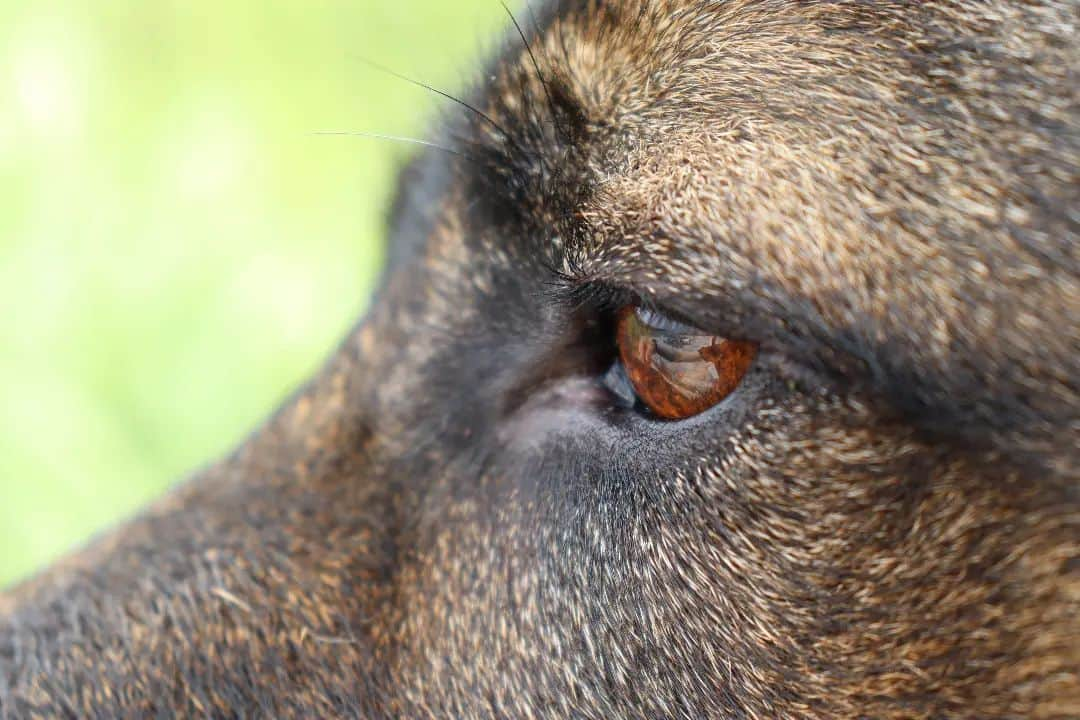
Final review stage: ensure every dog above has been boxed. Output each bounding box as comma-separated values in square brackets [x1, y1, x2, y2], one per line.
[2, 1, 1077, 717]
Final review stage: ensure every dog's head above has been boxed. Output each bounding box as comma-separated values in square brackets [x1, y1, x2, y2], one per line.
[3, 1, 1078, 717]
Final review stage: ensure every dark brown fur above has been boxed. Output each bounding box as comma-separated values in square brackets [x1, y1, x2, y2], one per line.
[2, 1, 1078, 717]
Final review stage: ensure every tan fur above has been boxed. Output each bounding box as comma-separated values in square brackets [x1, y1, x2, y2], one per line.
[2, 2, 1077, 718]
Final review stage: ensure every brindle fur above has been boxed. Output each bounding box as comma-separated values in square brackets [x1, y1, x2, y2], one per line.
[2, 1, 1078, 717]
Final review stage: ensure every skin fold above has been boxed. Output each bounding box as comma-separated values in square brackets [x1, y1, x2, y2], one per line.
[2, 1, 1077, 717]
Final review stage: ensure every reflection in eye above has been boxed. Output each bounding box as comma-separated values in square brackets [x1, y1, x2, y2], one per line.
[616, 306, 757, 420]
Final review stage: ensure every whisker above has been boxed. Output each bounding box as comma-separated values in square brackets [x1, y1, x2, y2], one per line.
[311, 130, 467, 159]
[352, 55, 516, 144]
[501, 1, 562, 140]
[312, 130, 519, 186]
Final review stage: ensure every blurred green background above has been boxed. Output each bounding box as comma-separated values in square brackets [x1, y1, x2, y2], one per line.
[0, 1, 504, 586]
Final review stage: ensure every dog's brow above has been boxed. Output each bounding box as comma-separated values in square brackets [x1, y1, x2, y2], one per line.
[423, 0, 1076, 457]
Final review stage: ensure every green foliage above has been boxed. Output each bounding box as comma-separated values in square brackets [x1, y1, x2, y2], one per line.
[0, 1, 503, 586]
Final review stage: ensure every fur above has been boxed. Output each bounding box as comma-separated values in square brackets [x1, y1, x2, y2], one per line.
[2, 1, 1077, 717]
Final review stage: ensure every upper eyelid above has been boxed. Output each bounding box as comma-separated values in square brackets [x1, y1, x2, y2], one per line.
[559, 278, 719, 337]
[575, 278, 849, 397]
[633, 307, 707, 334]
[558, 275, 740, 340]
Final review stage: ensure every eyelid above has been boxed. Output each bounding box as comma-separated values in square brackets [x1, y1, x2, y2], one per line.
[557, 277, 719, 339]
[632, 306, 706, 335]
[576, 280, 834, 399]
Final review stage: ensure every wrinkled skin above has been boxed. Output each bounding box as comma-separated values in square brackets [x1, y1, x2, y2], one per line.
[2, 1, 1078, 718]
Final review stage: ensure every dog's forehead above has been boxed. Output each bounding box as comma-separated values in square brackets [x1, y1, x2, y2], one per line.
[505, 0, 1076, 280]
[383, 1, 1076, 449]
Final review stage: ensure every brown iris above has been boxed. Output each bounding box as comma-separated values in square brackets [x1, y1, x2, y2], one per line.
[616, 306, 757, 420]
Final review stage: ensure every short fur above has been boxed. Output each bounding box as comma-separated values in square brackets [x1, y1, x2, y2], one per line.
[2, 1, 1077, 718]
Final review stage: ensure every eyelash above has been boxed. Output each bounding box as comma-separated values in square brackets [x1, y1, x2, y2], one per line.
[555, 279, 699, 337]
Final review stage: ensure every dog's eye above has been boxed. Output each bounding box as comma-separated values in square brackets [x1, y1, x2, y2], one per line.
[615, 306, 757, 420]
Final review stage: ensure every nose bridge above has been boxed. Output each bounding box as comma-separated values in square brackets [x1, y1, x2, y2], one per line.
[352, 245, 508, 418]
[288, 267, 454, 447]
